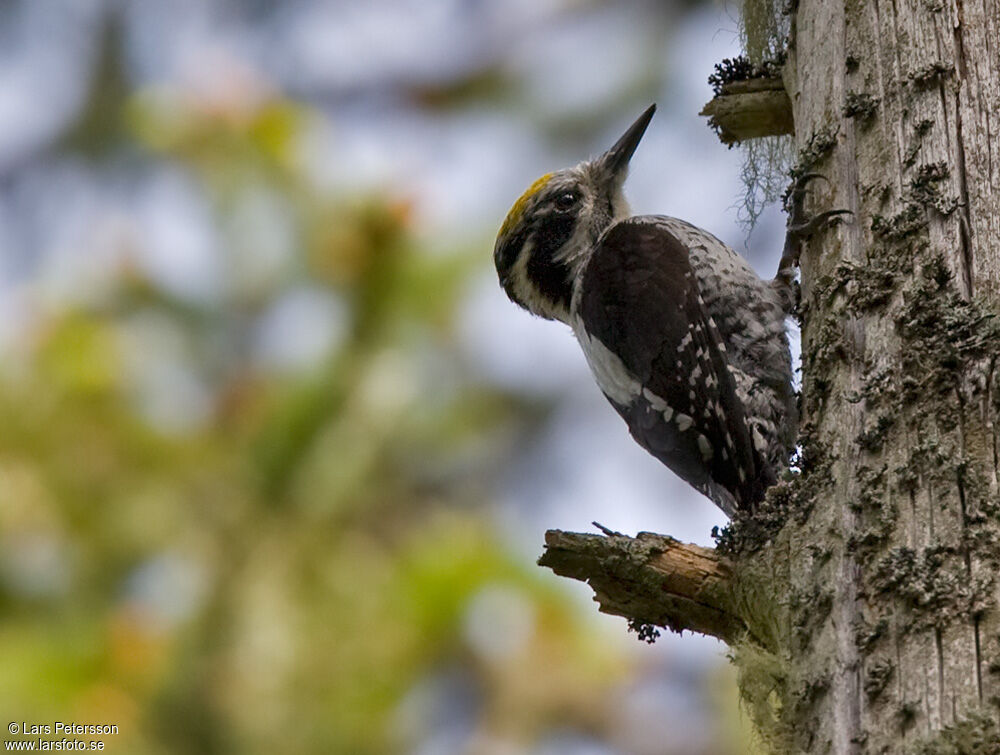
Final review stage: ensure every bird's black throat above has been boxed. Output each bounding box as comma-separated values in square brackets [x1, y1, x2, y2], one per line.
[525, 212, 576, 316]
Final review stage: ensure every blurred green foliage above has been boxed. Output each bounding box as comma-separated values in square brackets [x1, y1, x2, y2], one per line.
[0, 52, 633, 755]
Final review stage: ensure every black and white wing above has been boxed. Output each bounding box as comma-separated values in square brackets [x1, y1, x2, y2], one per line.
[575, 217, 772, 515]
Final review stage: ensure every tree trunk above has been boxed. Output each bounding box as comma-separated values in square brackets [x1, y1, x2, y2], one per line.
[785, 0, 1000, 750]
[539, 1, 1000, 751]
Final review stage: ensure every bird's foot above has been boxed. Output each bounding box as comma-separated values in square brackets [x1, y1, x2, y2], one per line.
[778, 173, 852, 274]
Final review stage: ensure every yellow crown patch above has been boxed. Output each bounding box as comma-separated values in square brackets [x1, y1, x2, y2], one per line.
[499, 173, 553, 238]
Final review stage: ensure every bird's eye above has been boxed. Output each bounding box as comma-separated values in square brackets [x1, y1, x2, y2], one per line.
[554, 192, 579, 211]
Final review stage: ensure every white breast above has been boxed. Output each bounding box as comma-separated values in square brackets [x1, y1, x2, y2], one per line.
[571, 315, 641, 406]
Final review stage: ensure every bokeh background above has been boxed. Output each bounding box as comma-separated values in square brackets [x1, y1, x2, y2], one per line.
[0, 1, 786, 752]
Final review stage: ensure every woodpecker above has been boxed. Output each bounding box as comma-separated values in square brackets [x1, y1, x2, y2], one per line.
[494, 104, 801, 517]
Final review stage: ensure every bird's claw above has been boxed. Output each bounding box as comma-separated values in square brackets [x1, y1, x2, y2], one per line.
[783, 172, 830, 210]
[779, 173, 853, 272]
[787, 209, 853, 238]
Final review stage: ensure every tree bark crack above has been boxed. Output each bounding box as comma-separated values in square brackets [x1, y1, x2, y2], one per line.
[952, 0, 975, 296]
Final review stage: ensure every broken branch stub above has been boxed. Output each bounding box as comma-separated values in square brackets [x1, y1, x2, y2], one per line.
[538, 530, 748, 644]
[700, 77, 794, 145]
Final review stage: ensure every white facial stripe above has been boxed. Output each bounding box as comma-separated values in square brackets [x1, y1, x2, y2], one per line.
[507, 238, 570, 321]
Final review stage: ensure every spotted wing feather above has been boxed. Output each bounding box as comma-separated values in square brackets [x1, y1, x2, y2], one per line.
[578, 218, 770, 514]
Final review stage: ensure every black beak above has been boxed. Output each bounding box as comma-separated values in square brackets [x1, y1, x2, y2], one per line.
[598, 103, 656, 177]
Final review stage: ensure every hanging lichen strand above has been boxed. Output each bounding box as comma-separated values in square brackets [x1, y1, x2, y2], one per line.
[740, 0, 788, 64]
[735, 0, 793, 232]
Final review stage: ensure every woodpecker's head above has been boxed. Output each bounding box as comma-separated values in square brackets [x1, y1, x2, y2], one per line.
[494, 104, 655, 322]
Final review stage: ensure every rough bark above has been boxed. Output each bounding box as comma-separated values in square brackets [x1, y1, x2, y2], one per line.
[784, 0, 1000, 750]
[540, 0, 1000, 752]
